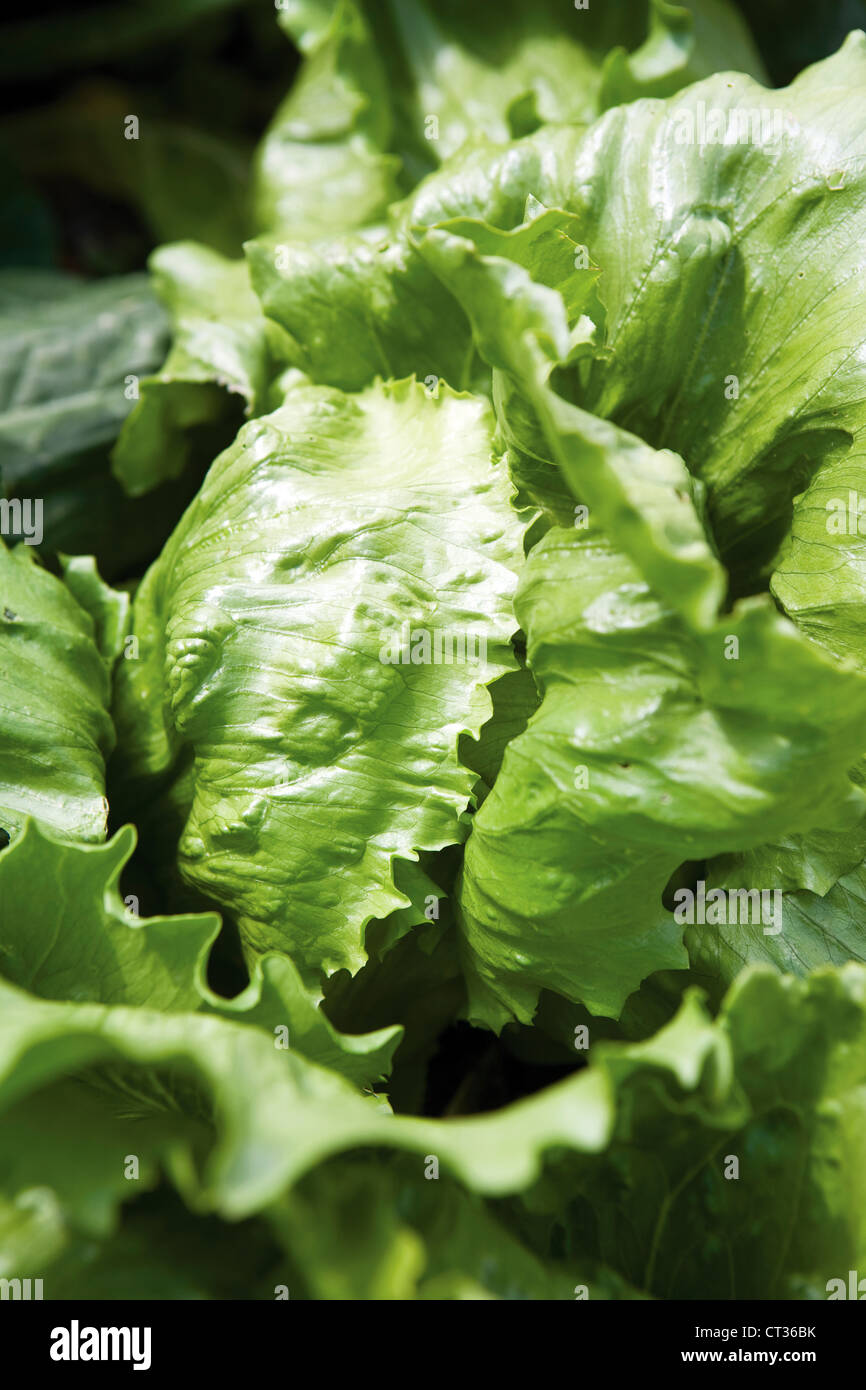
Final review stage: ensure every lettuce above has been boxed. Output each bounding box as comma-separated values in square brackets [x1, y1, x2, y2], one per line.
[114, 378, 530, 978]
[5, 1, 866, 1304]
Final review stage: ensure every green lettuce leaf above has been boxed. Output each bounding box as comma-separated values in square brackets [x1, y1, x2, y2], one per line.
[0, 971, 612, 1227]
[688, 858, 866, 1000]
[114, 378, 530, 980]
[0, 268, 200, 573]
[546, 967, 866, 1298]
[268, 1157, 579, 1299]
[4, 962, 866, 1299]
[261, 0, 763, 238]
[60, 555, 131, 668]
[380, 0, 761, 163]
[246, 224, 482, 395]
[245, 127, 601, 397]
[0, 271, 166, 492]
[495, 36, 866, 591]
[0, 544, 116, 846]
[599, 0, 765, 107]
[41, 1189, 284, 1300]
[0, 819, 401, 1089]
[391, 36, 866, 606]
[452, 515, 866, 1028]
[416, 208, 726, 630]
[112, 243, 287, 496]
[247, 0, 764, 391]
[404, 47, 866, 1028]
[256, 0, 400, 238]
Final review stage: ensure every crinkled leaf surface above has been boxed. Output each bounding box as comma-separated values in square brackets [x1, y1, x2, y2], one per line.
[246, 225, 481, 395]
[115, 378, 529, 979]
[526, 37, 866, 589]
[247, 0, 764, 392]
[454, 516, 866, 1028]
[400, 38, 866, 605]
